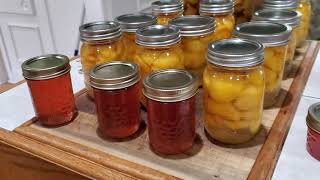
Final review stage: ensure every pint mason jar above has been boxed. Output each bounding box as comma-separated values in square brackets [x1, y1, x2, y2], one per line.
[234, 0, 253, 24]
[203, 38, 265, 144]
[296, 0, 311, 47]
[134, 25, 184, 105]
[183, 0, 199, 15]
[115, 14, 157, 61]
[234, 22, 291, 108]
[252, 9, 301, 77]
[152, 0, 183, 25]
[169, 15, 215, 83]
[199, 0, 235, 40]
[79, 21, 124, 98]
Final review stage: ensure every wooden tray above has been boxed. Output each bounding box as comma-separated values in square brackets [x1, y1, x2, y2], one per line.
[3, 41, 319, 180]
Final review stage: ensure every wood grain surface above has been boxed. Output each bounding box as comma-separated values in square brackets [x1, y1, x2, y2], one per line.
[2, 42, 318, 180]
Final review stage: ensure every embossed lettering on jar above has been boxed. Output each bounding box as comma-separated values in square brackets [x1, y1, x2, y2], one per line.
[152, 0, 184, 25]
[169, 15, 215, 83]
[203, 38, 265, 144]
[143, 69, 198, 155]
[199, 0, 235, 40]
[306, 103, 320, 161]
[90, 61, 141, 138]
[252, 9, 301, 78]
[22, 54, 77, 126]
[234, 22, 291, 108]
[79, 21, 124, 98]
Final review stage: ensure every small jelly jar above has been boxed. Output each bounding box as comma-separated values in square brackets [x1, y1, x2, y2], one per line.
[152, 0, 183, 25]
[143, 69, 198, 155]
[90, 61, 141, 139]
[22, 54, 76, 126]
[306, 102, 320, 161]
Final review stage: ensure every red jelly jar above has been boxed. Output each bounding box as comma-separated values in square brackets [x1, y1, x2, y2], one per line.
[22, 54, 76, 126]
[143, 69, 198, 155]
[306, 102, 320, 161]
[90, 61, 141, 138]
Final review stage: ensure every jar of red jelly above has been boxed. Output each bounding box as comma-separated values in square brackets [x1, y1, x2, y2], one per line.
[22, 54, 76, 126]
[89, 61, 141, 139]
[306, 102, 320, 161]
[143, 69, 198, 155]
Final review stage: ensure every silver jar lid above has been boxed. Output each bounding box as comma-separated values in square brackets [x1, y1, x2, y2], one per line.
[253, 9, 301, 28]
[207, 38, 264, 68]
[307, 103, 320, 133]
[263, 0, 299, 10]
[169, 15, 215, 36]
[152, 0, 184, 14]
[79, 21, 121, 42]
[89, 61, 140, 90]
[199, 0, 234, 14]
[234, 22, 292, 47]
[114, 13, 157, 33]
[136, 25, 181, 47]
[143, 69, 198, 102]
[22, 54, 70, 80]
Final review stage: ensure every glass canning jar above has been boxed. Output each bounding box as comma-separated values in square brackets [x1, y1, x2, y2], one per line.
[79, 21, 124, 98]
[115, 13, 157, 61]
[143, 69, 198, 154]
[252, 9, 301, 78]
[22, 54, 76, 126]
[134, 25, 184, 105]
[90, 61, 141, 139]
[234, 22, 291, 108]
[296, 0, 311, 47]
[169, 15, 215, 83]
[152, 0, 184, 25]
[203, 38, 265, 144]
[183, 0, 199, 15]
[234, 0, 253, 24]
[199, 0, 235, 40]
[306, 103, 320, 161]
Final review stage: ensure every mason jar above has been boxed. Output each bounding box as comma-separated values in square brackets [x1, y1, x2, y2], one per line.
[183, 0, 199, 15]
[234, 22, 291, 108]
[297, 0, 311, 47]
[79, 21, 124, 98]
[152, 0, 184, 25]
[143, 69, 198, 154]
[234, 0, 253, 24]
[252, 9, 301, 78]
[134, 25, 184, 105]
[169, 15, 215, 83]
[199, 0, 234, 40]
[203, 38, 265, 144]
[306, 102, 320, 161]
[115, 14, 157, 61]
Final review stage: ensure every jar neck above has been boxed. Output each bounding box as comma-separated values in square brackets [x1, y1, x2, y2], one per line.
[155, 11, 183, 16]
[138, 42, 180, 50]
[200, 12, 233, 17]
[81, 37, 121, 45]
[207, 63, 261, 73]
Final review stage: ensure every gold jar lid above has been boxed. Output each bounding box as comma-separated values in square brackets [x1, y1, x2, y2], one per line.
[307, 103, 320, 133]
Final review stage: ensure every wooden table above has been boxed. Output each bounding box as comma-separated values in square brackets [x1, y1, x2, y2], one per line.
[0, 41, 318, 180]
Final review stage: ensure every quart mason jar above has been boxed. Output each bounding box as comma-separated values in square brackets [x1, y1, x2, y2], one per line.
[234, 22, 291, 108]
[152, 0, 184, 25]
[252, 9, 301, 78]
[234, 0, 253, 24]
[79, 21, 124, 98]
[169, 16, 215, 83]
[203, 38, 265, 144]
[199, 0, 235, 40]
[297, 0, 311, 47]
[134, 25, 184, 105]
[183, 0, 199, 15]
[115, 14, 157, 61]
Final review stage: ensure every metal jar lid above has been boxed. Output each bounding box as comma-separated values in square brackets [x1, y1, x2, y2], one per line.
[136, 25, 181, 47]
[114, 13, 157, 33]
[152, 0, 184, 14]
[234, 21, 292, 47]
[22, 54, 70, 80]
[169, 15, 215, 36]
[199, 0, 234, 14]
[207, 38, 264, 68]
[307, 103, 320, 133]
[89, 61, 140, 90]
[263, 0, 299, 10]
[252, 9, 301, 28]
[79, 21, 121, 42]
[143, 69, 198, 102]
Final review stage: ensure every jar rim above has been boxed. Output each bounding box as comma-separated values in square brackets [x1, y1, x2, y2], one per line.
[199, 0, 234, 14]
[252, 9, 301, 28]
[152, 0, 184, 14]
[79, 21, 121, 42]
[114, 13, 157, 33]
